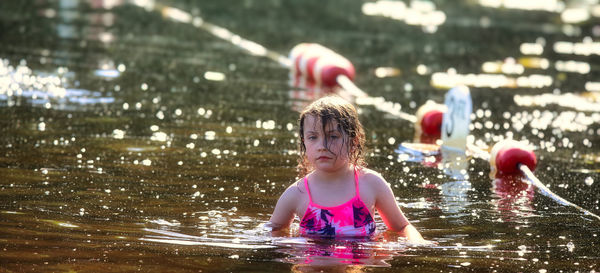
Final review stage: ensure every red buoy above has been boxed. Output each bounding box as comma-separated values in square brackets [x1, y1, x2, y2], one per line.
[298, 46, 324, 83]
[289, 43, 355, 88]
[414, 101, 446, 143]
[314, 56, 355, 88]
[421, 110, 444, 137]
[290, 43, 323, 82]
[490, 139, 537, 176]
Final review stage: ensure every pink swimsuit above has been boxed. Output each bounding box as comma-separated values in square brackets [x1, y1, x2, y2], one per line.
[299, 169, 376, 237]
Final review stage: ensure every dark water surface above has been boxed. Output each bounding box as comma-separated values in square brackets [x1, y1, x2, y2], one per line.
[1, 0, 600, 272]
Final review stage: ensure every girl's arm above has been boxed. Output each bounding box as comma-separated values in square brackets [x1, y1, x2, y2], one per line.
[372, 174, 428, 244]
[397, 223, 426, 244]
[268, 186, 299, 236]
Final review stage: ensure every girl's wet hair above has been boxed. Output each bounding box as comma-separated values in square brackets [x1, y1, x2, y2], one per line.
[297, 96, 366, 176]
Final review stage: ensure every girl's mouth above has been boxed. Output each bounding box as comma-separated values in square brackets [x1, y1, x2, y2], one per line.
[317, 156, 331, 160]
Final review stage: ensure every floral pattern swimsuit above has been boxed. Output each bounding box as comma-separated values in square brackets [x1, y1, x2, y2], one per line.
[299, 168, 376, 237]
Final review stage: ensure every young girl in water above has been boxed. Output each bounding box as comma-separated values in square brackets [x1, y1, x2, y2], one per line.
[269, 96, 426, 243]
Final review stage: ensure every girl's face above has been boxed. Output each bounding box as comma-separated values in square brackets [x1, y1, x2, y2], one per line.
[302, 114, 351, 173]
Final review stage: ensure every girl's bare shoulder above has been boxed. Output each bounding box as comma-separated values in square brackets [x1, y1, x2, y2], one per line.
[358, 167, 389, 188]
[280, 177, 308, 201]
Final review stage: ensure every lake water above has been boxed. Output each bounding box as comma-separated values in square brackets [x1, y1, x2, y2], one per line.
[1, 0, 599, 272]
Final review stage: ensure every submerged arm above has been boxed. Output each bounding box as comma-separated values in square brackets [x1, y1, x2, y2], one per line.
[268, 186, 299, 236]
[373, 176, 427, 244]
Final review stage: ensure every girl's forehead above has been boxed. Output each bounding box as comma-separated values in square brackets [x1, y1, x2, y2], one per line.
[303, 114, 340, 131]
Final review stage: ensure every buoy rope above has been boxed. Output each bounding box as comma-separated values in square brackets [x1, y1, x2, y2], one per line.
[466, 143, 599, 221]
[466, 143, 491, 161]
[336, 75, 418, 123]
[145, 3, 418, 122]
[519, 164, 600, 221]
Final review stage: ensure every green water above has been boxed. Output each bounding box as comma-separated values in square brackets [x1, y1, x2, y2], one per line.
[1, 0, 599, 272]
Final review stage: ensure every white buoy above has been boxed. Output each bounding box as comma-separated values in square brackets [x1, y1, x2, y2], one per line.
[441, 85, 472, 151]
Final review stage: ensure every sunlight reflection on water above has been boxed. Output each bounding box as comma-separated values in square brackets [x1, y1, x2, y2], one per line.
[1, 0, 599, 272]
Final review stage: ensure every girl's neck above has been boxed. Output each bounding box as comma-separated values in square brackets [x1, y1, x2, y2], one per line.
[311, 164, 354, 185]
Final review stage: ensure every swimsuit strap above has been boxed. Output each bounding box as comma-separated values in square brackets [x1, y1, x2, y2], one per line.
[303, 176, 314, 204]
[354, 166, 360, 197]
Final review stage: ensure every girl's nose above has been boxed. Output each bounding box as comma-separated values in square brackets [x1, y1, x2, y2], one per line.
[317, 139, 328, 151]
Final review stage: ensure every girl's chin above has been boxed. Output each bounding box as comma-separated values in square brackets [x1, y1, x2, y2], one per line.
[312, 162, 348, 172]
[313, 162, 333, 170]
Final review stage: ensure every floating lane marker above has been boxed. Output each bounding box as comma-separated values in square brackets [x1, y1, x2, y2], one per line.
[288, 42, 418, 122]
[489, 139, 600, 221]
[131, 2, 421, 123]
[441, 86, 472, 151]
[395, 88, 600, 221]
[396, 86, 472, 156]
[399, 131, 600, 221]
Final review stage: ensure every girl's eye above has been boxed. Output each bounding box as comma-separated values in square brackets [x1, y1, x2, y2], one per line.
[330, 135, 339, 139]
[307, 136, 317, 140]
